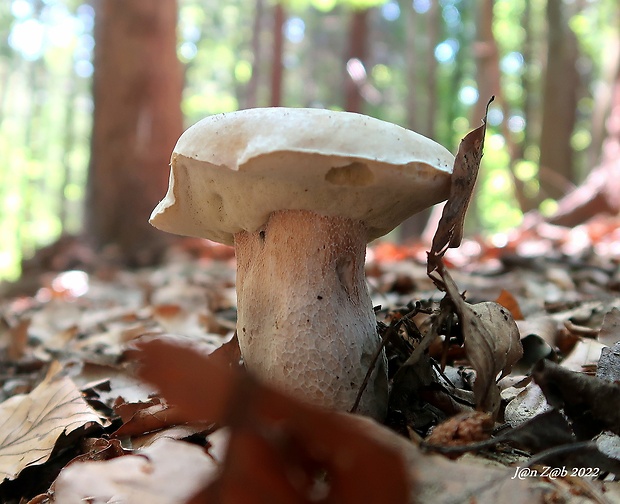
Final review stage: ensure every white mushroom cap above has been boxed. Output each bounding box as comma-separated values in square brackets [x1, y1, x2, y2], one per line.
[150, 107, 454, 244]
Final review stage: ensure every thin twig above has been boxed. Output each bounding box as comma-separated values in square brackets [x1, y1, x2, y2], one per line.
[350, 308, 419, 414]
[350, 323, 394, 414]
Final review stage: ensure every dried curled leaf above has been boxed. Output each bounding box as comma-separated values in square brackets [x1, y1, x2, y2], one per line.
[428, 97, 493, 274]
[135, 338, 410, 504]
[0, 361, 106, 483]
[439, 264, 523, 415]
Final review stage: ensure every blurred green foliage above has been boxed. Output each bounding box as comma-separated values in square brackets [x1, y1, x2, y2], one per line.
[0, 0, 618, 280]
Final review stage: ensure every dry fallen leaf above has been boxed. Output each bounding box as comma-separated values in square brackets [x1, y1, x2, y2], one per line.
[598, 307, 620, 346]
[52, 437, 217, 504]
[71, 360, 156, 407]
[495, 289, 524, 321]
[503, 381, 552, 428]
[346, 415, 557, 504]
[7, 318, 30, 361]
[532, 359, 620, 437]
[514, 316, 558, 372]
[560, 338, 606, 373]
[438, 263, 523, 416]
[112, 401, 199, 438]
[0, 361, 106, 483]
[135, 337, 410, 504]
[428, 97, 493, 274]
[138, 340, 563, 504]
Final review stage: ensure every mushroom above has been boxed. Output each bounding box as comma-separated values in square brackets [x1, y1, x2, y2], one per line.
[150, 107, 454, 420]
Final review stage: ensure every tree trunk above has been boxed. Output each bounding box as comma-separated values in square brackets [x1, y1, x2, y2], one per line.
[520, 0, 535, 157]
[546, 57, 620, 226]
[588, 24, 620, 168]
[538, 0, 580, 199]
[59, 77, 77, 230]
[473, 0, 531, 213]
[425, 0, 440, 139]
[245, 0, 265, 108]
[472, 0, 499, 124]
[398, 2, 427, 239]
[270, 3, 285, 107]
[344, 9, 369, 113]
[401, 0, 418, 132]
[86, 0, 183, 266]
[399, 2, 442, 240]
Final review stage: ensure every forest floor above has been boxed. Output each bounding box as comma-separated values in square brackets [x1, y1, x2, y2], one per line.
[1, 215, 620, 504]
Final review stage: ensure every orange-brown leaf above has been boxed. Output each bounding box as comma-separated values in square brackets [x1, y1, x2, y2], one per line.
[494, 289, 524, 321]
[136, 338, 409, 504]
[112, 402, 194, 438]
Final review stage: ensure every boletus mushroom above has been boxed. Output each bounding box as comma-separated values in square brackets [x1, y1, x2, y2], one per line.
[150, 107, 454, 420]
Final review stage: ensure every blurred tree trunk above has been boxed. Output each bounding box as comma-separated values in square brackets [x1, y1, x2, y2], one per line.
[473, 0, 531, 213]
[59, 77, 77, 230]
[398, 2, 426, 240]
[21, 58, 47, 257]
[446, 3, 471, 143]
[270, 3, 285, 106]
[546, 49, 620, 226]
[472, 0, 499, 125]
[538, 0, 580, 199]
[399, 2, 441, 240]
[344, 9, 369, 113]
[520, 0, 535, 157]
[425, 1, 440, 139]
[401, 0, 418, 132]
[588, 23, 620, 168]
[85, 0, 183, 265]
[245, 0, 265, 108]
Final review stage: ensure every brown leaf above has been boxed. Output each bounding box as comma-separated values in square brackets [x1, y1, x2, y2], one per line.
[78, 437, 126, 462]
[428, 97, 493, 274]
[494, 289, 524, 321]
[213, 331, 242, 366]
[597, 342, 620, 383]
[439, 264, 523, 415]
[425, 411, 493, 456]
[131, 423, 212, 450]
[113, 396, 161, 423]
[112, 401, 198, 438]
[8, 318, 30, 361]
[532, 359, 620, 437]
[0, 361, 106, 483]
[135, 338, 410, 504]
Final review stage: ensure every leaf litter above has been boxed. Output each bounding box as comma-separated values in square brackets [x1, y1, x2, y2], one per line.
[1, 121, 620, 502]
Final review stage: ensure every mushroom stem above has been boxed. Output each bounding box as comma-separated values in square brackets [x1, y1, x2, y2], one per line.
[234, 209, 388, 419]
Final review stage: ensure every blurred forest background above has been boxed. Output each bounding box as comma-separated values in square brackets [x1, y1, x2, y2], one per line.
[0, 0, 619, 281]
